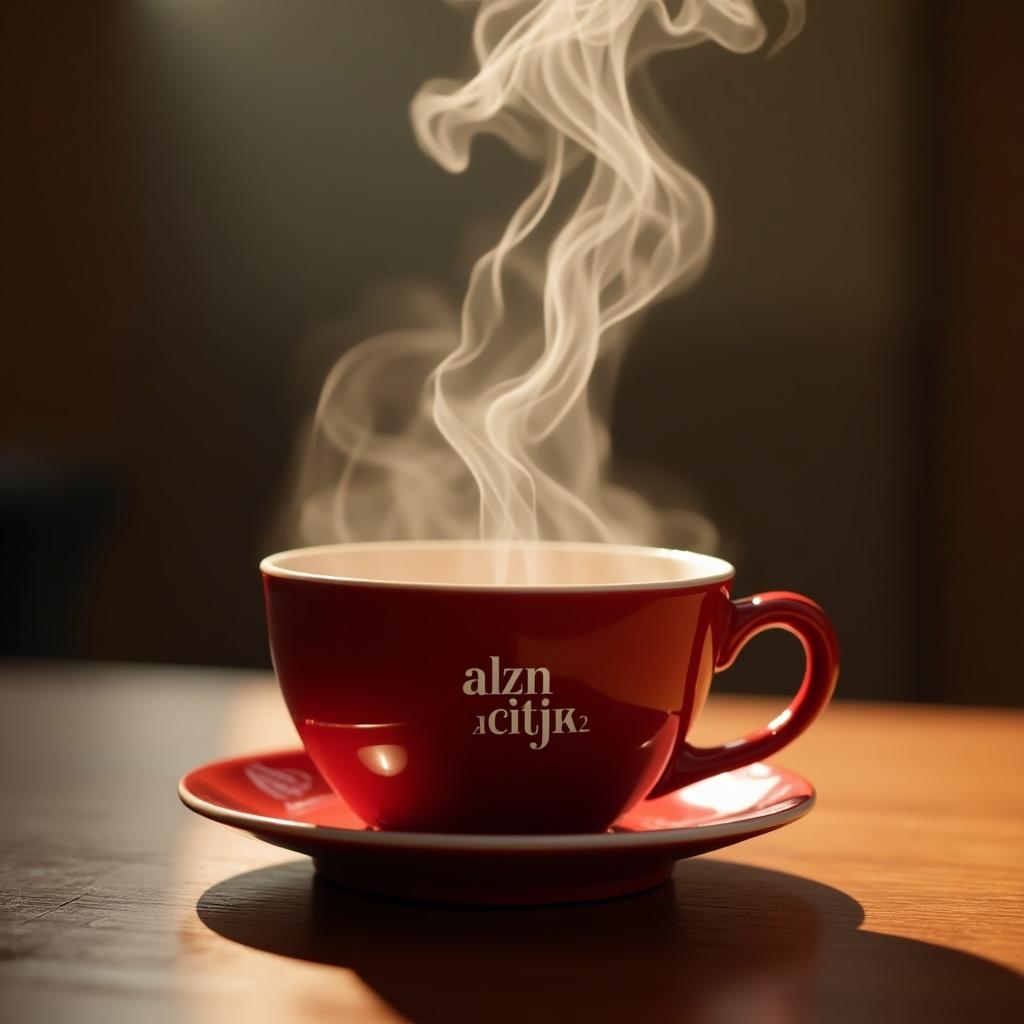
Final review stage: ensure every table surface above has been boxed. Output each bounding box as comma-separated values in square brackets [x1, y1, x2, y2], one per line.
[0, 663, 1021, 1023]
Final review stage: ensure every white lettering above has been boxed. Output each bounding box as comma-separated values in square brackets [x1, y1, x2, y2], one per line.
[554, 708, 578, 733]
[463, 662, 588, 747]
[464, 667, 487, 696]
[526, 667, 551, 694]
[501, 666, 524, 695]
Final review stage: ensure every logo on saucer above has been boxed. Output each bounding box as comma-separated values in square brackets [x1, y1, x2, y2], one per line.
[244, 762, 314, 801]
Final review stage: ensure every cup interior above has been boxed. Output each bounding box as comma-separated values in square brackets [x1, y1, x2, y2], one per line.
[261, 540, 732, 590]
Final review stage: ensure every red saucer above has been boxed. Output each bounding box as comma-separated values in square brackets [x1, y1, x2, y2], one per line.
[179, 749, 814, 904]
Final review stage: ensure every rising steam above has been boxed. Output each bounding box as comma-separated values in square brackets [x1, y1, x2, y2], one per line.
[286, 0, 803, 568]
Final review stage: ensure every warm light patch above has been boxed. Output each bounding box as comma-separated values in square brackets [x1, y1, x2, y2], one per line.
[679, 768, 781, 815]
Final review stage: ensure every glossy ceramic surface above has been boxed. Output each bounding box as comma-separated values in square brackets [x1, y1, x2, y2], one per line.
[179, 749, 815, 904]
[262, 541, 838, 834]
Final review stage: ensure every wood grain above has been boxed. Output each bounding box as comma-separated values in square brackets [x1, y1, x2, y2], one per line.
[0, 663, 1021, 1023]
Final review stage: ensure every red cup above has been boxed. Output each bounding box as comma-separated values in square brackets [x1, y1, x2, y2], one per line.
[261, 541, 838, 834]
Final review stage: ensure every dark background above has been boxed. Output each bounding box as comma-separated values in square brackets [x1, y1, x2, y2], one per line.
[2, 1, 1021, 705]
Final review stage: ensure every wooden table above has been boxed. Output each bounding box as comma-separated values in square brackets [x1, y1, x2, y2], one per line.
[0, 663, 1021, 1023]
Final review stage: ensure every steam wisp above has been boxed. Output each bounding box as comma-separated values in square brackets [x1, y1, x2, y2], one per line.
[288, 0, 802, 575]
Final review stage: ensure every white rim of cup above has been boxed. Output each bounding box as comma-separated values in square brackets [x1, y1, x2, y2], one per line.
[259, 539, 735, 592]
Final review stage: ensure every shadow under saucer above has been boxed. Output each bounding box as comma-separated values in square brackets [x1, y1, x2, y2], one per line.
[196, 858, 1024, 1024]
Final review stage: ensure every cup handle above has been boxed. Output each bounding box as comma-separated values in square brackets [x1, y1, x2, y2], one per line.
[647, 591, 839, 798]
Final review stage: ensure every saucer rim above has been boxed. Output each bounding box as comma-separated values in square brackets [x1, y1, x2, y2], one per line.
[178, 748, 815, 852]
